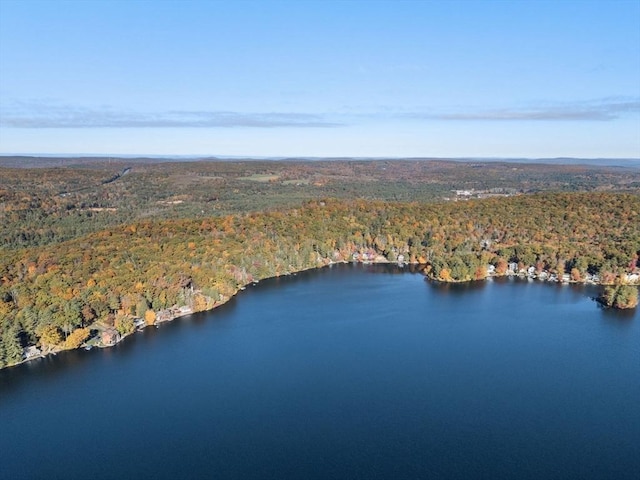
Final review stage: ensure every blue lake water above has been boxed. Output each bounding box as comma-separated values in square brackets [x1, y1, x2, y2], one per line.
[1, 264, 639, 479]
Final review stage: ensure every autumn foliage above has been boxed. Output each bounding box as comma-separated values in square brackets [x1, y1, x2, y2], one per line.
[1, 191, 639, 368]
[144, 309, 156, 326]
[64, 328, 90, 349]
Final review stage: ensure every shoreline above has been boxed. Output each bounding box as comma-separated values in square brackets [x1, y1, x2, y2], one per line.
[6, 259, 638, 371]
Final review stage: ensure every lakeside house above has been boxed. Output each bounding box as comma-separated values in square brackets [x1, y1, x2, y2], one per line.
[624, 273, 640, 284]
[23, 345, 41, 360]
[101, 328, 120, 346]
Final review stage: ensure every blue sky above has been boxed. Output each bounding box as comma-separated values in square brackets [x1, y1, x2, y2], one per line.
[0, 0, 638, 158]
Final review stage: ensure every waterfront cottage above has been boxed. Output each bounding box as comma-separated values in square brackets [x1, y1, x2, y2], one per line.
[624, 273, 639, 283]
[23, 345, 41, 360]
[101, 329, 120, 346]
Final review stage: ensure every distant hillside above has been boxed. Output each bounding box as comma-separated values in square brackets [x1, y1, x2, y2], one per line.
[2, 158, 639, 251]
[1, 155, 639, 169]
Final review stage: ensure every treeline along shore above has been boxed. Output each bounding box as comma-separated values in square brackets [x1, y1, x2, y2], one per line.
[1, 192, 639, 369]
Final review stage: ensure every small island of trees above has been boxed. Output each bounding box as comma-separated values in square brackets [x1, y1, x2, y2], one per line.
[598, 285, 639, 310]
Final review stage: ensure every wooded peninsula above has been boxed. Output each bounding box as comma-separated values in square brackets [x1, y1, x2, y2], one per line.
[1, 157, 639, 368]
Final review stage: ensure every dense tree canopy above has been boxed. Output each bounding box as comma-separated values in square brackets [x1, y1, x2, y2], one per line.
[1, 191, 639, 368]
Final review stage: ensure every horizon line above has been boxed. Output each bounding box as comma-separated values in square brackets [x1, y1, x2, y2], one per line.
[1, 153, 639, 161]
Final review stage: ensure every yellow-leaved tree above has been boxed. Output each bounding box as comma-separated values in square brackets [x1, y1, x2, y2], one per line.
[144, 309, 156, 326]
[38, 325, 62, 349]
[64, 328, 90, 349]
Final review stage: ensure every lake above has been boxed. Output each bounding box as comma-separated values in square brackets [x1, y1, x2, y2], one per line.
[1, 264, 639, 479]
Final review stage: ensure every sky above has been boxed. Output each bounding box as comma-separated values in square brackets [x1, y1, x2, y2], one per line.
[0, 0, 639, 158]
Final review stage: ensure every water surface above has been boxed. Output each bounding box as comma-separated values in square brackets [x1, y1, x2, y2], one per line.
[1, 264, 638, 479]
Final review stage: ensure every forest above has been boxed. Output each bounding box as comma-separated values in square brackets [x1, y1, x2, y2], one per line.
[1, 158, 639, 368]
[2, 157, 639, 251]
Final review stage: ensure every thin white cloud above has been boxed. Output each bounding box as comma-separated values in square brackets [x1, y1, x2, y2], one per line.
[397, 97, 640, 121]
[1, 97, 637, 129]
[0, 101, 343, 128]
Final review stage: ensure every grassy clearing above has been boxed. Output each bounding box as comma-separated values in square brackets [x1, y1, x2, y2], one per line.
[238, 174, 280, 182]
